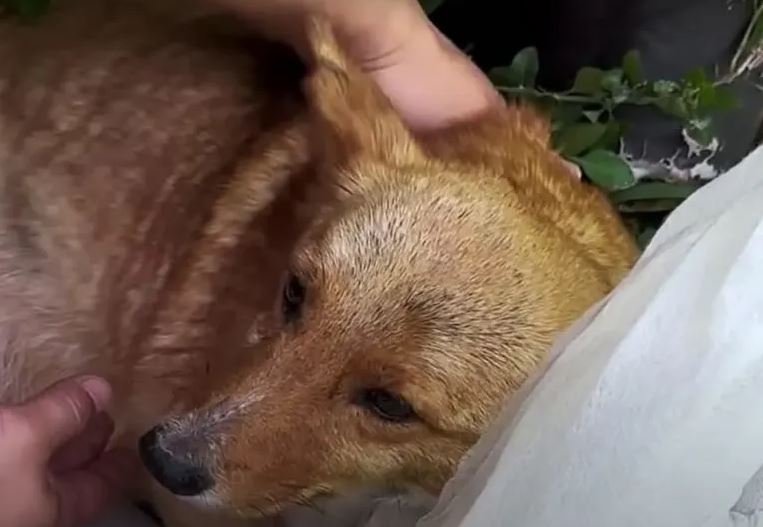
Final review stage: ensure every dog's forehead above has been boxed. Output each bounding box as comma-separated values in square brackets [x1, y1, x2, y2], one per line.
[301, 195, 524, 332]
[319, 186, 508, 273]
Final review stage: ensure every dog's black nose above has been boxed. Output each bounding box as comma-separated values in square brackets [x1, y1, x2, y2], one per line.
[138, 425, 213, 497]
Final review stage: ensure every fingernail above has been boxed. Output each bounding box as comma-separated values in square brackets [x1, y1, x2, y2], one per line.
[77, 376, 113, 413]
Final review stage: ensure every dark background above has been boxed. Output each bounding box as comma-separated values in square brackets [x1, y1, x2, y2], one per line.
[428, 0, 761, 172]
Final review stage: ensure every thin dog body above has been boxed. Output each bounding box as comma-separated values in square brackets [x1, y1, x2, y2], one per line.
[0, 1, 638, 524]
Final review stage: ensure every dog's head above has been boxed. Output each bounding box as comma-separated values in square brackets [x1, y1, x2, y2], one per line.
[139, 20, 636, 517]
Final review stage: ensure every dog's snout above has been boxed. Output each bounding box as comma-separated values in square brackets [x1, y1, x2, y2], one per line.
[138, 425, 213, 497]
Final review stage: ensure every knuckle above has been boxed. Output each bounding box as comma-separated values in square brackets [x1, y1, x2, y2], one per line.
[41, 380, 96, 429]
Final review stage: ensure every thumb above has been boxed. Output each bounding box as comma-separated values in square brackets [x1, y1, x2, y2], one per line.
[13, 376, 112, 458]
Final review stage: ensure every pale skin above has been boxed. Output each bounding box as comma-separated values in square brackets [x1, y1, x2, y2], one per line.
[0, 1, 501, 525]
[0, 377, 135, 527]
[214, 0, 503, 131]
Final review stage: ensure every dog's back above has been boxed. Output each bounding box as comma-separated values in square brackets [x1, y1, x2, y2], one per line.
[0, 0, 309, 430]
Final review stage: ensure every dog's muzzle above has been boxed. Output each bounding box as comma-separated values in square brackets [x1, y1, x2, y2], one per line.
[139, 424, 214, 497]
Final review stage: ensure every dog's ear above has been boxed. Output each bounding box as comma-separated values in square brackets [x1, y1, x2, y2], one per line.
[304, 18, 422, 166]
[417, 104, 546, 162]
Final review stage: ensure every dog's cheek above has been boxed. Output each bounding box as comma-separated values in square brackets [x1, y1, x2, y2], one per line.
[220, 423, 331, 513]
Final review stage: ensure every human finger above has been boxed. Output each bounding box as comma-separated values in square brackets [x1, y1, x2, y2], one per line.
[50, 412, 115, 473]
[53, 448, 137, 527]
[12, 376, 112, 458]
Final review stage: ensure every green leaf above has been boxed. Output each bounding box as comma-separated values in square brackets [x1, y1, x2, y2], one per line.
[419, 0, 447, 14]
[3, 0, 50, 21]
[652, 80, 681, 97]
[571, 150, 635, 191]
[686, 124, 715, 147]
[601, 69, 631, 104]
[622, 50, 644, 85]
[553, 122, 607, 156]
[610, 181, 701, 203]
[571, 67, 605, 95]
[696, 84, 719, 112]
[712, 87, 739, 111]
[514, 47, 540, 87]
[550, 104, 583, 130]
[601, 69, 625, 92]
[489, 47, 539, 88]
[685, 67, 709, 88]
[655, 95, 690, 119]
[598, 120, 624, 150]
[697, 85, 739, 112]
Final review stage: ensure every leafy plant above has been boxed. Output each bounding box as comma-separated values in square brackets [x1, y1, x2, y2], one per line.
[492, 48, 737, 175]
[419, 0, 761, 248]
[489, 46, 742, 247]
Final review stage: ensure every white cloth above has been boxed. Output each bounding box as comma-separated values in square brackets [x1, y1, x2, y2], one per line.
[417, 145, 763, 527]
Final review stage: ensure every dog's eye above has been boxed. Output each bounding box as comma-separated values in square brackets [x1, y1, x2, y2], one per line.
[357, 388, 417, 423]
[282, 273, 306, 324]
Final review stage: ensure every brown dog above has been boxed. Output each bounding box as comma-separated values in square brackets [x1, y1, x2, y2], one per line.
[0, 1, 638, 524]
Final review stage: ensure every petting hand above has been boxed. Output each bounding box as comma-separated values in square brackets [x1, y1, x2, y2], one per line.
[0, 376, 136, 527]
[213, 0, 502, 131]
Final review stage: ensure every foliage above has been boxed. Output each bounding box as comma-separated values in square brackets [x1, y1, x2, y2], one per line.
[486, 45, 738, 247]
[420, 0, 761, 249]
[490, 49, 737, 190]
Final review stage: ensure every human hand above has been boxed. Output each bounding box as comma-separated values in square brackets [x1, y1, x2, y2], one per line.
[0, 376, 136, 527]
[213, 0, 502, 131]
